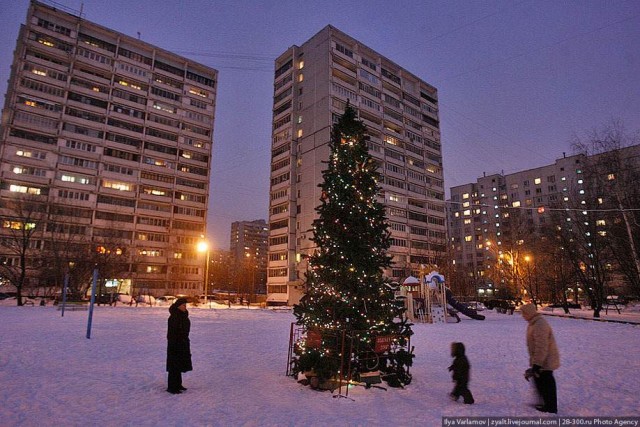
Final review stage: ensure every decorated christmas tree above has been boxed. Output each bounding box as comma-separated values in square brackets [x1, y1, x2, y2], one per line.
[292, 104, 413, 389]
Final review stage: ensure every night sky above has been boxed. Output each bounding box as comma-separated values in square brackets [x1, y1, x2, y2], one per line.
[1, 0, 639, 249]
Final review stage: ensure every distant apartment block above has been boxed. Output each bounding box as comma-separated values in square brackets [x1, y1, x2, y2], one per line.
[267, 25, 446, 305]
[230, 219, 268, 292]
[0, 1, 217, 297]
[447, 145, 640, 295]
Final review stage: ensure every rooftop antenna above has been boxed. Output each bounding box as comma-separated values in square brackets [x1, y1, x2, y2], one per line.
[137, 31, 141, 40]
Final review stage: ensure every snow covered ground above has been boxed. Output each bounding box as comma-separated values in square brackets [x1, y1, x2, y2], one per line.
[1, 302, 639, 426]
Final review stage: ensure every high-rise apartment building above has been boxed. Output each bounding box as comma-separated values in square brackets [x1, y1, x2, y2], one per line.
[447, 145, 640, 297]
[230, 219, 268, 293]
[267, 26, 446, 305]
[0, 1, 217, 297]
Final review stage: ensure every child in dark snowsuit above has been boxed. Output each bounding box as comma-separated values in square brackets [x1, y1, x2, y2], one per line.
[448, 342, 475, 404]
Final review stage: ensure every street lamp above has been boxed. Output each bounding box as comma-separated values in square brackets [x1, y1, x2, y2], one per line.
[197, 241, 210, 307]
[524, 255, 534, 304]
[245, 252, 255, 306]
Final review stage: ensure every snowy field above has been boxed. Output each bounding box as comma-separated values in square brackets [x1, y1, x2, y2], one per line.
[1, 303, 639, 427]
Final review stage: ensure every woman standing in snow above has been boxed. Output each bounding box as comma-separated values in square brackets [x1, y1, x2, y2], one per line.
[166, 298, 192, 394]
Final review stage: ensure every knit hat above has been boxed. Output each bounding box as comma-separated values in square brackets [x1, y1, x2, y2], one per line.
[174, 298, 188, 307]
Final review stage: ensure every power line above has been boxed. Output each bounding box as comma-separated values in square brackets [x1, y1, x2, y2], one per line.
[445, 199, 640, 213]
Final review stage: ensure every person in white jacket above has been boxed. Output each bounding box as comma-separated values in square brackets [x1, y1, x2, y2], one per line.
[521, 303, 560, 413]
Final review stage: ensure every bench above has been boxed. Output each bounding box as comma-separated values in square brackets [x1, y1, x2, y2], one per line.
[57, 302, 89, 311]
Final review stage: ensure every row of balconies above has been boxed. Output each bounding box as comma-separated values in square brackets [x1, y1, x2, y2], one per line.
[26, 15, 217, 95]
[8, 108, 211, 169]
[331, 40, 438, 101]
[21, 47, 214, 117]
[17, 76, 213, 142]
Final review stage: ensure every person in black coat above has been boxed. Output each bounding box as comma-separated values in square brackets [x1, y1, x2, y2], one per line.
[448, 342, 475, 404]
[166, 298, 192, 394]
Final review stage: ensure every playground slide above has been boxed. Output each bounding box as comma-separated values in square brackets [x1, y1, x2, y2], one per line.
[444, 288, 485, 320]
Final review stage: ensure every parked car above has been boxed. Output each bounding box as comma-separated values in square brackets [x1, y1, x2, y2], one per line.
[136, 295, 156, 305]
[117, 294, 134, 304]
[94, 293, 120, 304]
[0, 292, 14, 300]
[485, 299, 516, 312]
[156, 295, 177, 305]
[465, 301, 486, 311]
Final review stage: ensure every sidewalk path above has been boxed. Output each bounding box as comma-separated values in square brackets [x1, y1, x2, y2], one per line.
[541, 304, 640, 325]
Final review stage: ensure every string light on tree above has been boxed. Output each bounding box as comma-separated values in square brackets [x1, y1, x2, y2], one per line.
[291, 103, 414, 389]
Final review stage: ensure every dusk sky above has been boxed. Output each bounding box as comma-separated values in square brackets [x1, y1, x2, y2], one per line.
[1, 0, 639, 249]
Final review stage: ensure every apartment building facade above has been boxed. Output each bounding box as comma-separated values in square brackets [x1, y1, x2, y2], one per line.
[230, 219, 268, 293]
[267, 26, 446, 305]
[0, 1, 217, 297]
[447, 145, 640, 297]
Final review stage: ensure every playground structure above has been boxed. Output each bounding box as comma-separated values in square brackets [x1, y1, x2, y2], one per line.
[398, 270, 485, 323]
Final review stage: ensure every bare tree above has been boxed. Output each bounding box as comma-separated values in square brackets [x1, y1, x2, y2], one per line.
[0, 195, 48, 305]
[39, 203, 94, 299]
[486, 206, 537, 301]
[538, 225, 579, 312]
[571, 121, 640, 302]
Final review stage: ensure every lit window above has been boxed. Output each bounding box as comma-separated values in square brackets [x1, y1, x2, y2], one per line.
[297, 115, 303, 124]
[298, 60, 304, 69]
[16, 150, 45, 159]
[189, 88, 208, 98]
[9, 185, 40, 195]
[596, 220, 606, 226]
[463, 219, 471, 225]
[297, 129, 303, 138]
[298, 74, 304, 82]
[61, 175, 91, 185]
[9, 185, 28, 193]
[607, 173, 615, 180]
[103, 181, 132, 191]
[465, 235, 472, 242]
[534, 178, 541, 185]
[118, 80, 141, 90]
[512, 201, 521, 207]
[462, 193, 469, 199]
[463, 210, 471, 216]
[462, 201, 470, 208]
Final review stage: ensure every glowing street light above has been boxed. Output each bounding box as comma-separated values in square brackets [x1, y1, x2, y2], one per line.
[197, 241, 210, 307]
